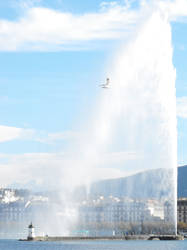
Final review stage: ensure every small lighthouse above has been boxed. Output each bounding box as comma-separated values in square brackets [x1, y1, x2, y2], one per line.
[27, 222, 35, 240]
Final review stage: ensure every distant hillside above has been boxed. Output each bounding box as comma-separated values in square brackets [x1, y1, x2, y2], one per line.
[178, 165, 187, 197]
[90, 168, 172, 199]
[88, 165, 187, 199]
[10, 165, 187, 200]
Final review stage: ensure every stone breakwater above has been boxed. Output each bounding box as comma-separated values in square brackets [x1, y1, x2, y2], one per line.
[19, 235, 184, 241]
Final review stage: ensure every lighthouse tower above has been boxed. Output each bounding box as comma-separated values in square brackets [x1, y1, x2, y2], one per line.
[27, 222, 35, 240]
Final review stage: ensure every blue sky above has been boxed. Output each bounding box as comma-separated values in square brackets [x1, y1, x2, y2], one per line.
[0, 0, 187, 189]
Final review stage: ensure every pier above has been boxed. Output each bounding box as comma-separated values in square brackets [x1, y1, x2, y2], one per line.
[19, 235, 184, 241]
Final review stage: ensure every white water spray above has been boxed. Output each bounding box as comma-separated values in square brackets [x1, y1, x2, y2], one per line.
[46, 6, 178, 235]
[71, 9, 177, 233]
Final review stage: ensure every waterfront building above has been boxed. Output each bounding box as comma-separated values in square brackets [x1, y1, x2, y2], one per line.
[78, 197, 164, 226]
[177, 198, 187, 223]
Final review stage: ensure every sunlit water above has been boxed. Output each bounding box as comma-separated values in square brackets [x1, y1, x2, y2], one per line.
[1, 240, 187, 250]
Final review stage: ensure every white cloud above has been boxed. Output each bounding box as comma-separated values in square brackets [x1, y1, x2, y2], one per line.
[0, 151, 128, 189]
[0, 122, 80, 144]
[0, 125, 34, 142]
[17, 0, 42, 9]
[0, 152, 63, 189]
[0, 2, 139, 51]
[0, 148, 141, 189]
[0, 0, 186, 51]
[0, 122, 80, 145]
[177, 97, 187, 118]
[36, 131, 79, 144]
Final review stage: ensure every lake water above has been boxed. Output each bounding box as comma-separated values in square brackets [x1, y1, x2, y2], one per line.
[1, 240, 187, 250]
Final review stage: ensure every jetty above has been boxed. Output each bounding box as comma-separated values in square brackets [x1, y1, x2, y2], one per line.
[19, 223, 184, 241]
[19, 234, 184, 241]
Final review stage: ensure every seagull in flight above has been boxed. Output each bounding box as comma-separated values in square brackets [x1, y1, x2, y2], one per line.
[100, 78, 110, 89]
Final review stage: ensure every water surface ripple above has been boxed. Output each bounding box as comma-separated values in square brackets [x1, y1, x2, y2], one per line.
[0, 240, 187, 250]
